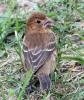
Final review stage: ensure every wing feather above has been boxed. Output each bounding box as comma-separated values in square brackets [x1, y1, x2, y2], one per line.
[23, 32, 56, 73]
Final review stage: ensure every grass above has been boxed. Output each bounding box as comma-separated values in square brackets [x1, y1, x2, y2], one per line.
[0, 0, 84, 100]
[18, 68, 32, 100]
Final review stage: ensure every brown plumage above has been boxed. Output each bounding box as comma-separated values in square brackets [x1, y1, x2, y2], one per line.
[23, 12, 56, 91]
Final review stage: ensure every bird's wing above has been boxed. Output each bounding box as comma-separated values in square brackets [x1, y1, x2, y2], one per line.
[23, 33, 56, 73]
[23, 42, 56, 73]
[23, 45, 31, 70]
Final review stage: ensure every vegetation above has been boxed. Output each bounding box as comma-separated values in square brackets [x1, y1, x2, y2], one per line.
[0, 0, 84, 100]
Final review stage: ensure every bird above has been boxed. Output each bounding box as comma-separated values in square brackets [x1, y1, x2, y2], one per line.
[23, 12, 56, 92]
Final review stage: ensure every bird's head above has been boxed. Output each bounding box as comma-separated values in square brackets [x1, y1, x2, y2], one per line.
[27, 12, 54, 31]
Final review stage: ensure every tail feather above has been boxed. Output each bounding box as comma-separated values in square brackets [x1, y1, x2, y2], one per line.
[38, 74, 51, 91]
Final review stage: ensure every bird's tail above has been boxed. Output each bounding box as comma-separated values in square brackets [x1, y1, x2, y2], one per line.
[38, 74, 51, 91]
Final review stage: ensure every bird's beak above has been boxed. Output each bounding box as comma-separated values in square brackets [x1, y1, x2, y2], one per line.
[44, 17, 54, 28]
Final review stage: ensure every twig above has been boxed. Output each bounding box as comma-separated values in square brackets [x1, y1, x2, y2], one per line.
[65, 71, 84, 82]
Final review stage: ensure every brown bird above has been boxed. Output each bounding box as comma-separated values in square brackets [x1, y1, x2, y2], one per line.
[23, 12, 56, 91]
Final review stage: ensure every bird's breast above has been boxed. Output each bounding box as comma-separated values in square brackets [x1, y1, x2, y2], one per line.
[24, 32, 50, 49]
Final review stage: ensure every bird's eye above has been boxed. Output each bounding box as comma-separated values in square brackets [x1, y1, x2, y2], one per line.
[36, 20, 41, 24]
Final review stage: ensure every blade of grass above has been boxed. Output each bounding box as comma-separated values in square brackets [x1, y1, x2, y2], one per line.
[62, 55, 84, 64]
[18, 68, 32, 100]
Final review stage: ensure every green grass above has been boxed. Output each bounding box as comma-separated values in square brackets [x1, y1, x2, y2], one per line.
[18, 68, 32, 100]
